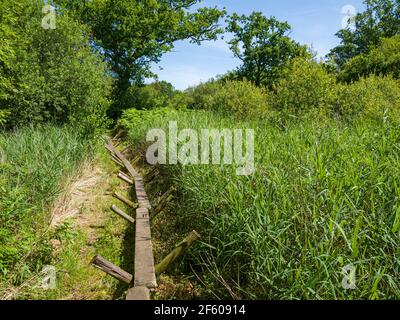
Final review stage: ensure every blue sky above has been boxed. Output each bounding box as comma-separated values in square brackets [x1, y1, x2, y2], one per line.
[150, 0, 365, 90]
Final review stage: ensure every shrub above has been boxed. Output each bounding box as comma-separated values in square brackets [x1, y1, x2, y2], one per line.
[334, 75, 400, 121]
[119, 107, 178, 134]
[187, 80, 270, 119]
[272, 58, 337, 116]
[186, 81, 220, 110]
[110, 81, 188, 119]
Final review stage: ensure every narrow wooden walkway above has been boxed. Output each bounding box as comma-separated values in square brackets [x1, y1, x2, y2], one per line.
[104, 137, 156, 300]
[92, 134, 200, 300]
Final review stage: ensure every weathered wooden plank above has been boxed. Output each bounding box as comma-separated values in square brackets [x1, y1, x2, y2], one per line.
[134, 178, 152, 209]
[105, 137, 156, 299]
[155, 230, 201, 276]
[111, 205, 135, 224]
[134, 207, 157, 289]
[92, 255, 133, 284]
[105, 137, 141, 180]
[126, 286, 150, 300]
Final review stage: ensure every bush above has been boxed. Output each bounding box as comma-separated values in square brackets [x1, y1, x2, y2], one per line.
[272, 58, 337, 116]
[186, 81, 220, 110]
[187, 80, 270, 119]
[335, 75, 400, 121]
[0, 3, 112, 136]
[119, 107, 178, 134]
[110, 81, 188, 119]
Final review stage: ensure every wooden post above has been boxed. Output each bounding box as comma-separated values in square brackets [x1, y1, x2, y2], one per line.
[144, 168, 159, 183]
[111, 157, 124, 167]
[112, 129, 124, 141]
[155, 230, 201, 276]
[92, 255, 133, 284]
[113, 192, 138, 209]
[151, 195, 174, 220]
[118, 172, 133, 185]
[105, 144, 117, 156]
[131, 154, 141, 166]
[111, 205, 135, 224]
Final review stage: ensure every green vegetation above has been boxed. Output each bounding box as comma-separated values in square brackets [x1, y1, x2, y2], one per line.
[54, 0, 226, 117]
[339, 35, 400, 82]
[121, 108, 400, 300]
[187, 80, 270, 119]
[1, 0, 399, 301]
[329, 0, 400, 68]
[0, 1, 112, 134]
[0, 126, 90, 286]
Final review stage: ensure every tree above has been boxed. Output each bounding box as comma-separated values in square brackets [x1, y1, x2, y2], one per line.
[339, 35, 400, 82]
[226, 12, 308, 88]
[0, 1, 112, 134]
[54, 1, 225, 95]
[329, 0, 400, 68]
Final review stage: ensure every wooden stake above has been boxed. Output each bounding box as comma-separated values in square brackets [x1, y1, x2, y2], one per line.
[150, 188, 175, 216]
[114, 192, 138, 209]
[92, 255, 133, 284]
[112, 129, 124, 141]
[111, 157, 124, 167]
[111, 205, 135, 224]
[105, 144, 116, 156]
[151, 195, 174, 220]
[118, 172, 133, 185]
[144, 168, 159, 183]
[155, 231, 201, 276]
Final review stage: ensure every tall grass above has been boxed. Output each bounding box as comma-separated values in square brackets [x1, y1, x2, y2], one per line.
[122, 110, 400, 300]
[0, 125, 90, 283]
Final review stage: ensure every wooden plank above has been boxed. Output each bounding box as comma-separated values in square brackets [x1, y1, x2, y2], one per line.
[134, 178, 151, 209]
[126, 286, 150, 300]
[134, 207, 157, 289]
[105, 137, 156, 298]
[111, 157, 124, 167]
[92, 255, 133, 284]
[105, 137, 141, 180]
[111, 205, 135, 224]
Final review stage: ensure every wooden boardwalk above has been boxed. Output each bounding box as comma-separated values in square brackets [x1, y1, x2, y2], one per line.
[92, 135, 200, 300]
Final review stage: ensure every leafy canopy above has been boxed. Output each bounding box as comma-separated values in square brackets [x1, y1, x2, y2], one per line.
[329, 0, 400, 68]
[339, 35, 400, 82]
[55, 0, 226, 92]
[0, 1, 112, 134]
[226, 12, 308, 88]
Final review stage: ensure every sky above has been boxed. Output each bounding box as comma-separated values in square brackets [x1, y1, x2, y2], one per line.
[150, 0, 365, 90]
